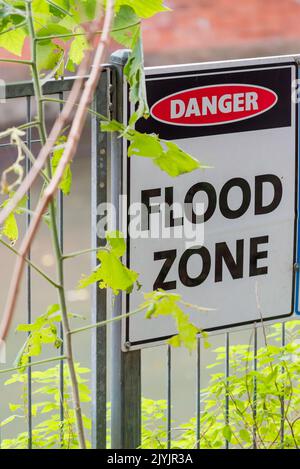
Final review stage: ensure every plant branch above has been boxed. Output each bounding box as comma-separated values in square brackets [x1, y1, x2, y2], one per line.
[0, 355, 66, 375]
[35, 20, 141, 42]
[41, 96, 109, 122]
[62, 247, 102, 260]
[70, 305, 146, 335]
[0, 58, 32, 65]
[18, 121, 41, 131]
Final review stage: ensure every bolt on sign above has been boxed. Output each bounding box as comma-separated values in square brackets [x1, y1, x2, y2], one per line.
[122, 56, 299, 350]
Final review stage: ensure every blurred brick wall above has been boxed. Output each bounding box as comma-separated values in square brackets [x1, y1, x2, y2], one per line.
[142, 0, 300, 65]
[2, 0, 300, 79]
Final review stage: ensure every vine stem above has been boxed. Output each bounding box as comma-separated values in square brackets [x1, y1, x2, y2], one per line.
[26, 0, 89, 449]
[70, 306, 146, 335]
[0, 0, 115, 450]
[63, 246, 110, 260]
[0, 58, 32, 65]
[35, 20, 141, 42]
[0, 355, 67, 375]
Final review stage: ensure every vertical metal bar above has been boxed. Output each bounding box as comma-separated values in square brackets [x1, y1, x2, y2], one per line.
[26, 96, 32, 449]
[58, 92, 65, 445]
[225, 332, 229, 449]
[110, 50, 141, 449]
[280, 322, 286, 447]
[253, 324, 258, 449]
[196, 336, 201, 449]
[91, 71, 109, 448]
[167, 345, 172, 449]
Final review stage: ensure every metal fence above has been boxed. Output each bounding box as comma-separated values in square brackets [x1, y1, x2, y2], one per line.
[0, 66, 112, 449]
[0, 54, 296, 450]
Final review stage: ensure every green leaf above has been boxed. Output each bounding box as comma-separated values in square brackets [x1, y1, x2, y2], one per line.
[115, 0, 170, 18]
[101, 120, 124, 133]
[37, 40, 64, 72]
[0, 193, 27, 242]
[124, 32, 149, 125]
[112, 5, 151, 125]
[9, 403, 22, 412]
[78, 230, 138, 294]
[106, 230, 126, 257]
[129, 132, 201, 177]
[239, 429, 251, 443]
[36, 24, 71, 40]
[15, 304, 63, 371]
[2, 212, 18, 242]
[102, 120, 202, 178]
[222, 425, 232, 443]
[127, 132, 162, 158]
[98, 250, 138, 293]
[81, 0, 98, 21]
[111, 5, 140, 48]
[32, 0, 51, 26]
[167, 335, 181, 348]
[45, 0, 72, 18]
[142, 290, 199, 352]
[68, 34, 89, 66]
[51, 136, 72, 195]
[0, 26, 26, 56]
[154, 141, 201, 177]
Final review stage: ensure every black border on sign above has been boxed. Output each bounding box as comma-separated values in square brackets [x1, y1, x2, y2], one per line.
[125, 61, 299, 348]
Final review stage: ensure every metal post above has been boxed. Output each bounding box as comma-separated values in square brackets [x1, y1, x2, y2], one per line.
[167, 345, 172, 449]
[110, 50, 141, 449]
[26, 96, 32, 450]
[196, 336, 201, 449]
[225, 332, 230, 449]
[253, 324, 258, 449]
[91, 69, 110, 449]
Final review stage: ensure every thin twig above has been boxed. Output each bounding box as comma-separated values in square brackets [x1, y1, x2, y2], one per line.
[70, 306, 146, 335]
[35, 20, 140, 42]
[0, 355, 66, 375]
[0, 58, 32, 65]
[62, 246, 101, 260]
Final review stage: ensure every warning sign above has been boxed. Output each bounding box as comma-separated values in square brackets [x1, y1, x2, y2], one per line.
[122, 57, 298, 349]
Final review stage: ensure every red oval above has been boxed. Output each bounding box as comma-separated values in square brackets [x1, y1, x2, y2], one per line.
[150, 84, 278, 126]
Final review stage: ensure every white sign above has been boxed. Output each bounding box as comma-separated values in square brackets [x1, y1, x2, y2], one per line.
[122, 56, 298, 349]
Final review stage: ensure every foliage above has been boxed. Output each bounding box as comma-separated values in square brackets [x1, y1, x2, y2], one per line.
[143, 320, 300, 449]
[142, 290, 201, 352]
[0, 192, 27, 243]
[78, 230, 139, 294]
[1, 364, 91, 449]
[0, 364, 169, 449]
[3, 321, 300, 449]
[51, 136, 72, 195]
[101, 119, 203, 177]
[113, 1, 170, 124]
[15, 304, 63, 371]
